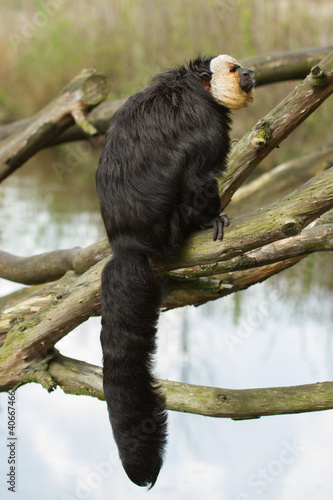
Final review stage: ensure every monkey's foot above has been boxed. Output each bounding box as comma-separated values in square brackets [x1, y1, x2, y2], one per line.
[210, 213, 230, 241]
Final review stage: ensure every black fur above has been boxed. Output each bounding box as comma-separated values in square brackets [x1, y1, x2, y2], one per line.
[96, 56, 231, 488]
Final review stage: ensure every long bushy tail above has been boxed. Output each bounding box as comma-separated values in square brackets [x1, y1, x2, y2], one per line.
[100, 250, 167, 488]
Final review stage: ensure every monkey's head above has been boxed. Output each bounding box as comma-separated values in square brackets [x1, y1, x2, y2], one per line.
[208, 55, 255, 110]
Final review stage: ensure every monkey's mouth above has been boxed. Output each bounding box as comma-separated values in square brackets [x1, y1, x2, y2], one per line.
[238, 68, 255, 93]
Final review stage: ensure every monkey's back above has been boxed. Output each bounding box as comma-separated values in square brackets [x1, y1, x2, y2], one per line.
[96, 59, 231, 257]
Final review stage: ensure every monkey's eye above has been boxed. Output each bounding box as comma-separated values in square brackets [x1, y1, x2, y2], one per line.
[230, 64, 240, 73]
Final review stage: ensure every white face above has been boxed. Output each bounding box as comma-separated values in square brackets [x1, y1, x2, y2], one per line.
[210, 55, 255, 110]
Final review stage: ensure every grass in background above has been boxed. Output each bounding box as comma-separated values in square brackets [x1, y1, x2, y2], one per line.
[1, 0, 332, 117]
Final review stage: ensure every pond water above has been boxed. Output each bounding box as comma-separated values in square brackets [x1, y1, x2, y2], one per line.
[0, 156, 333, 500]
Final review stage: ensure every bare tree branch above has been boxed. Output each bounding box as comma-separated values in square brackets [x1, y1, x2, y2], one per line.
[165, 379, 333, 419]
[220, 49, 333, 209]
[0, 259, 102, 391]
[0, 238, 110, 285]
[172, 166, 333, 271]
[0, 69, 109, 182]
[169, 222, 333, 280]
[241, 45, 333, 86]
[47, 352, 333, 419]
[229, 142, 333, 217]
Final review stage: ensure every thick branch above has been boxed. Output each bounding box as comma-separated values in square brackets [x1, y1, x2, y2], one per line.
[0, 99, 124, 147]
[0, 258, 304, 333]
[229, 142, 333, 217]
[164, 218, 333, 307]
[164, 257, 304, 309]
[0, 260, 103, 391]
[48, 353, 333, 419]
[169, 222, 333, 279]
[172, 166, 333, 271]
[0, 69, 109, 181]
[241, 45, 333, 86]
[0, 272, 78, 340]
[0, 238, 110, 285]
[165, 380, 333, 418]
[220, 49, 333, 209]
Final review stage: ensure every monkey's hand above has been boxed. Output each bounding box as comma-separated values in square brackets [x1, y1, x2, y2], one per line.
[210, 213, 230, 241]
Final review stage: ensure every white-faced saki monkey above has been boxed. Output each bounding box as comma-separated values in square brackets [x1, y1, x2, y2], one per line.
[96, 54, 255, 488]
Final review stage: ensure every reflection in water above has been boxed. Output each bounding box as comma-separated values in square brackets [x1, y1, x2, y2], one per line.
[1, 171, 333, 500]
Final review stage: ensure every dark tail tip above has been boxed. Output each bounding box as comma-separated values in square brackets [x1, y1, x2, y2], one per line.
[116, 403, 168, 488]
[123, 455, 163, 489]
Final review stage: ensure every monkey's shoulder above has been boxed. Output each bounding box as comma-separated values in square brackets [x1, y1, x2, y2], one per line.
[109, 76, 230, 145]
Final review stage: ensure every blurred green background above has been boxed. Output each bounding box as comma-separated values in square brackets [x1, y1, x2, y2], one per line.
[2, 0, 332, 118]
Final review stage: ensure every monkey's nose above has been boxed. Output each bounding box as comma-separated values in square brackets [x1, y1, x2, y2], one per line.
[240, 68, 254, 78]
[239, 68, 255, 93]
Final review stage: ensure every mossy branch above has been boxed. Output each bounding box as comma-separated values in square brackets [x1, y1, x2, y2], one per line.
[220, 49, 333, 209]
[229, 142, 333, 217]
[47, 352, 333, 419]
[241, 45, 333, 86]
[0, 69, 109, 182]
[0, 238, 110, 286]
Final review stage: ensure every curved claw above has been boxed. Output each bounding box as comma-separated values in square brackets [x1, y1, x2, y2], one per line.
[211, 213, 230, 241]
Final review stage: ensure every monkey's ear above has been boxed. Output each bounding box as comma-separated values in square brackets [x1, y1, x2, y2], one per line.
[201, 75, 211, 91]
